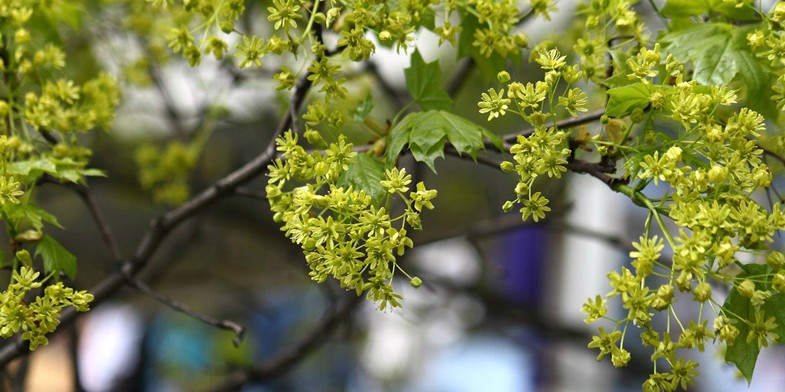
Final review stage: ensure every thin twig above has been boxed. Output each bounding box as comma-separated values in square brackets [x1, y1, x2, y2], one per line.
[205, 294, 361, 392]
[125, 275, 246, 347]
[72, 184, 123, 261]
[233, 187, 267, 200]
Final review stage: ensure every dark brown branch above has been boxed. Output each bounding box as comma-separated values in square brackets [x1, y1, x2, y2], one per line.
[205, 294, 360, 392]
[565, 158, 621, 188]
[33, 129, 123, 262]
[415, 210, 632, 258]
[125, 275, 245, 347]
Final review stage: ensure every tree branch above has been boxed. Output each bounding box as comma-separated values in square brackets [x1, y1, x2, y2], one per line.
[72, 184, 123, 261]
[205, 294, 361, 392]
[124, 275, 245, 347]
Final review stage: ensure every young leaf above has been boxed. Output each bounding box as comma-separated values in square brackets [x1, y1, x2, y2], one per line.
[723, 264, 785, 383]
[660, 0, 757, 20]
[384, 110, 495, 171]
[4, 203, 64, 230]
[384, 113, 417, 166]
[36, 234, 77, 280]
[409, 125, 447, 172]
[337, 154, 387, 204]
[606, 83, 655, 118]
[8, 159, 58, 178]
[410, 135, 446, 172]
[661, 23, 774, 115]
[404, 50, 453, 111]
[351, 93, 374, 122]
[660, 0, 711, 17]
[428, 111, 483, 156]
[81, 168, 108, 177]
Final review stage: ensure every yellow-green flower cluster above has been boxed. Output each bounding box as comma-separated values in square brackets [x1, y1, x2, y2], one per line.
[135, 141, 199, 205]
[267, 131, 436, 310]
[487, 48, 585, 223]
[470, 0, 531, 57]
[574, 0, 648, 82]
[501, 128, 570, 222]
[480, 48, 585, 125]
[0, 267, 94, 350]
[0, 2, 113, 352]
[582, 44, 785, 391]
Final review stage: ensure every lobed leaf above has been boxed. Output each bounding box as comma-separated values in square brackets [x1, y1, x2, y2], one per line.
[661, 0, 758, 20]
[35, 234, 77, 280]
[661, 23, 775, 115]
[723, 264, 785, 383]
[385, 110, 495, 172]
[351, 93, 375, 122]
[606, 83, 655, 118]
[404, 50, 453, 111]
[4, 203, 63, 231]
[337, 154, 387, 204]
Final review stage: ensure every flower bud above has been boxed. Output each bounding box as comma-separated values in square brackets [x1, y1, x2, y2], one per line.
[220, 20, 235, 33]
[692, 281, 711, 302]
[497, 71, 511, 83]
[410, 277, 422, 288]
[772, 273, 785, 294]
[738, 279, 755, 298]
[500, 161, 515, 172]
[767, 251, 785, 271]
[502, 200, 515, 212]
[707, 165, 726, 183]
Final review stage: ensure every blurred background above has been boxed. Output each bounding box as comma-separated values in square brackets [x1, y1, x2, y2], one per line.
[8, 0, 785, 391]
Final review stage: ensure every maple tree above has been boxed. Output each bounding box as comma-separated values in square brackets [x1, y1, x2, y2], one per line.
[3, 0, 785, 390]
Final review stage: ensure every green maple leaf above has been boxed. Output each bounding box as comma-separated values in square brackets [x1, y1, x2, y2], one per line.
[606, 83, 658, 118]
[723, 264, 785, 384]
[36, 234, 77, 280]
[4, 203, 63, 231]
[337, 154, 387, 204]
[384, 110, 501, 172]
[404, 50, 453, 111]
[660, 23, 775, 116]
[660, 0, 758, 20]
[351, 93, 374, 122]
